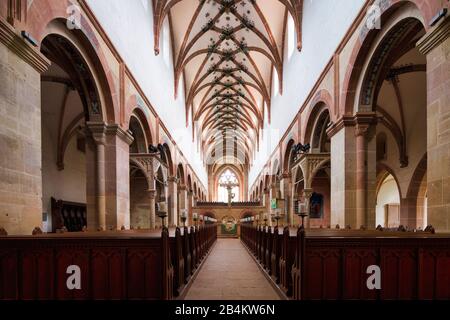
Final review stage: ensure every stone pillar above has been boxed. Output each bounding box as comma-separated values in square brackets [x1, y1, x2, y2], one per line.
[280, 173, 292, 226]
[303, 188, 313, 228]
[105, 125, 133, 230]
[264, 189, 272, 226]
[0, 18, 49, 235]
[187, 190, 193, 226]
[178, 185, 187, 225]
[193, 195, 199, 207]
[417, 16, 450, 232]
[328, 119, 357, 228]
[354, 114, 377, 229]
[87, 123, 134, 231]
[355, 124, 369, 229]
[167, 176, 178, 226]
[291, 182, 298, 227]
[89, 123, 107, 231]
[149, 189, 156, 229]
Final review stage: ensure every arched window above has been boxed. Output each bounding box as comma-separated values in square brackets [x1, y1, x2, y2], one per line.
[272, 67, 279, 98]
[287, 14, 295, 60]
[217, 169, 240, 202]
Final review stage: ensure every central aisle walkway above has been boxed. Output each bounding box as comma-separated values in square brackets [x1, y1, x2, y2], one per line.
[184, 239, 281, 300]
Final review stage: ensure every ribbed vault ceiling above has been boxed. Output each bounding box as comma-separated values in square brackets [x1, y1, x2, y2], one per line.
[153, 0, 303, 167]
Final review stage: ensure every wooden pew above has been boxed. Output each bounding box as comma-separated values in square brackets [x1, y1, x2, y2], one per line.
[170, 227, 185, 297]
[241, 225, 449, 300]
[0, 224, 218, 300]
[264, 227, 273, 274]
[189, 226, 198, 271]
[279, 227, 297, 296]
[183, 226, 192, 283]
[270, 227, 282, 284]
[0, 229, 173, 300]
[291, 228, 450, 300]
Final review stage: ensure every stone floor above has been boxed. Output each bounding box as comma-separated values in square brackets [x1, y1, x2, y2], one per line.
[184, 239, 281, 300]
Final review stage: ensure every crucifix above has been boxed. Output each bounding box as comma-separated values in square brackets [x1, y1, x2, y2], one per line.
[219, 179, 239, 206]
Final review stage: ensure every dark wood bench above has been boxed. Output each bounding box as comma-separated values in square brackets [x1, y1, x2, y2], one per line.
[241, 224, 450, 300]
[0, 224, 217, 300]
[0, 229, 173, 300]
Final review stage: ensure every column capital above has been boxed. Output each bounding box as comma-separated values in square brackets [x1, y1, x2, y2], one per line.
[354, 112, 378, 137]
[302, 188, 314, 197]
[417, 15, 450, 55]
[280, 172, 291, 180]
[354, 123, 370, 137]
[167, 176, 179, 183]
[87, 122, 135, 146]
[86, 121, 107, 145]
[326, 115, 355, 138]
[105, 124, 134, 145]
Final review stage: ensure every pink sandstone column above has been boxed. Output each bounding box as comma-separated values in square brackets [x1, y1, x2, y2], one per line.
[355, 123, 369, 229]
[149, 189, 156, 229]
[88, 123, 107, 231]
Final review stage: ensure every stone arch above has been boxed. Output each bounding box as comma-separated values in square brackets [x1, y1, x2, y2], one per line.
[304, 103, 331, 152]
[341, 1, 429, 115]
[130, 107, 152, 144]
[162, 143, 174, 177]
[39, 17, 117, 122]
[193, 182, 198, 197]
[264, 174, 271, 191]
[187, 174, 193, 192]
[292, 166, 305, 200]
[129, 114, 148, 154]
[376, 163, 402, 198]
[283, 139, 296, 173]
[259, 180, 264, 200]
[375, 163, 402, 228]
[177, 163, 185, 186]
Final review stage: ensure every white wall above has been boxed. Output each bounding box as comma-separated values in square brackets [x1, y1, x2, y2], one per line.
[249, 0, 365, 185]
[86, 0, 207, 186]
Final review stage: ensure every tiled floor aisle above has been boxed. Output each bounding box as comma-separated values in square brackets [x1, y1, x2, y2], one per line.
[184, 239, 280, 300]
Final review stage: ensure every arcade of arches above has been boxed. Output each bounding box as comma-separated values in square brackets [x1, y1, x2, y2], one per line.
[0, 0, 449, 236]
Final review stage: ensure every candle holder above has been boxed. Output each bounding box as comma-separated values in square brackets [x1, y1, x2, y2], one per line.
[180, 209, 188, 227]
[296, 209, 308, 228]
[156, 201, 167, 227]
[274, 211, 281, 227]
[192, 213, 198, 227]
